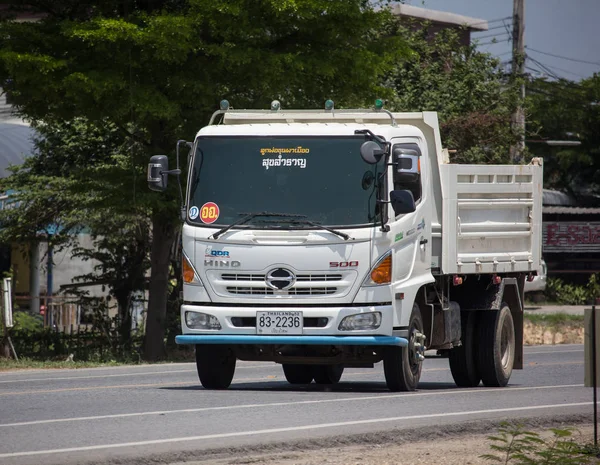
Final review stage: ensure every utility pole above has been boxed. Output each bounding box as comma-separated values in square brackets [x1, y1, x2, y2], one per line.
[510, 0, 525, 162]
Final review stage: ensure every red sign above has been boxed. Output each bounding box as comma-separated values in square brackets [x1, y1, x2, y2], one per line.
[543, 222, 600, 252]
[200, 202, 220, 224]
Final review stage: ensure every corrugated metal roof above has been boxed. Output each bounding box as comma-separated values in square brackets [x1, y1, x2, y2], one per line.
[543, 206, 600, 215]
[0, 120, 34, 178]
[0, 92, 33, 178]
[543, 189, 577, 206]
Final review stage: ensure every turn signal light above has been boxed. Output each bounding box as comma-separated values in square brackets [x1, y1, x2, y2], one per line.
[371, 254, 392, 284]
[183, 254, 197, 284]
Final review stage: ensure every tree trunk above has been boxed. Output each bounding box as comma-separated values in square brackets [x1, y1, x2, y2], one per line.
[143, 213, 177, 361]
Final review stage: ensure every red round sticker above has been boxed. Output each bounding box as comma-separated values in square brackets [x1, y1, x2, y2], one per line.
[200, 202, 220, 224]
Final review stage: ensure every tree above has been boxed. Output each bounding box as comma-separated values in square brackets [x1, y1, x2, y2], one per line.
[527, 75, 600, 197]
[0, 116, 152, 349]
[384, 25, 520, 164]
[0, 0, 409, 360]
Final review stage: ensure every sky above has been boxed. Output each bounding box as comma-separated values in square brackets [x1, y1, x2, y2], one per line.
[405, 0, 600, 81]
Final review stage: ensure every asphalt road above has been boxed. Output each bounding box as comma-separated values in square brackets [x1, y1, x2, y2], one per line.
[0, 344, 593, 465]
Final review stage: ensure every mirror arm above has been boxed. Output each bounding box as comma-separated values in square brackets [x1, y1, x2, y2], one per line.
[174, 140, 190, 221]
[378, 149, 391, 233]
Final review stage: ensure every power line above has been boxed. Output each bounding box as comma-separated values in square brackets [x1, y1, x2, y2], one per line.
[469, 16, 512, 27]
[527, 56, 562, 81]
[472, 23, 511, 33]
[477, 41, 511, 48]
[526, 47, 600, 67]
[526, 56, 587, 80]
[475, 30, 512, 41]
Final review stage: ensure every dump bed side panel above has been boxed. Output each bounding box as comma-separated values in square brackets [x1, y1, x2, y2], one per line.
[439, 162, 543, 275]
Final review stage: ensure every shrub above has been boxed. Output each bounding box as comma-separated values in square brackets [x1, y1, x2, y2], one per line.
[481, 422, 592, 464]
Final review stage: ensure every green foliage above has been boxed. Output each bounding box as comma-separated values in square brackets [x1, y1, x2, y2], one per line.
[481, 422, 592, 464]
[527, 75, 600, 196]
[545, 274, 600, 305]
[12, 311, 43, 332]
[0, 0, 411, 360]
[384, 24, 520, 163]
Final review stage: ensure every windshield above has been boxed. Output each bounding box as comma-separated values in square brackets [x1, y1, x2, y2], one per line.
[187, 136, 383, 228]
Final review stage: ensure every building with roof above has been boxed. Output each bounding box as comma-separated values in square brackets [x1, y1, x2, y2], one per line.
[542, 189, 600, 278]
[391, 3, 488, 46]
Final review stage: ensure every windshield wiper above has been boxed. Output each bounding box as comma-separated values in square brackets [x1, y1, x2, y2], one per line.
[287, 219, 351, 241]
[209, 212, 307, 240]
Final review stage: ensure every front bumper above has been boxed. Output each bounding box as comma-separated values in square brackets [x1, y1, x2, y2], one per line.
[176, 335, 407, 346]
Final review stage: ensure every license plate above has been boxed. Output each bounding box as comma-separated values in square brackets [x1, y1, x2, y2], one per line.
[256, 311, 303, 335]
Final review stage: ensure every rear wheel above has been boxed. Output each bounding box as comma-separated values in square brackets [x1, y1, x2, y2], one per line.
[282, 364, 314, 384]
[195, 345, 236, 389]
[313, 364, 344, 384]
[449, 311, 481, 387]
[477, 305, 515, 387]
[384, 303, 425, 392]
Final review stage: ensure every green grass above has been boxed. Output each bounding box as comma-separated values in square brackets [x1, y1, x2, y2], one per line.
[524, 312, 584, 326]
[0, 357, 131, 371]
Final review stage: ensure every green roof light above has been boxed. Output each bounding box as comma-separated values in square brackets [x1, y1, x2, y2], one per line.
[374, 99, 384, 110]
[324, 99, 334, 111]
[270, 100, 281, 111]
[219, 99, 230, 111]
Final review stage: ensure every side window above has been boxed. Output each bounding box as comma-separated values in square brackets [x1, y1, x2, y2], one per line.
[392, 143, 422, 204]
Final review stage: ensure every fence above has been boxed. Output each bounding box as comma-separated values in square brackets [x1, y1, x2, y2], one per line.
[11, 323, 144, 361]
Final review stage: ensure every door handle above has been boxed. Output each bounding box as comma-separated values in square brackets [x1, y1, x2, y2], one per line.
[420, 238, 428, 245]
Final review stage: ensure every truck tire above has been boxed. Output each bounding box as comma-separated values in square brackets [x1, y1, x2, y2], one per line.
[449, 311, 481, 387]
[384, 303, 425, 392]
[313, 364, 344, 384]
[476, 305, 515, 387]
[282, 364, 314, 384]
[195, 345, 236, 389]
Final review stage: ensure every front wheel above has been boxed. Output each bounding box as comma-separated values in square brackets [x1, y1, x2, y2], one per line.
[384, 303, 425, 392]
[282, 364, 314, 384]
[313, 364, 344, 384]
[476, 305, 515, 387]
[195, 345, 236, 389]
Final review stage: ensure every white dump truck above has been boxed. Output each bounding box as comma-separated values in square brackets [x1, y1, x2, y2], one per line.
[147, 100, 543, 392]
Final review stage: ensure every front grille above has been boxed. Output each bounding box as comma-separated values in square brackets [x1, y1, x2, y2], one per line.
[226, 287, 338, 295]
[222, 273, 343, 282]
[231, 317, 329, 328]
[222, 273, 264, 281]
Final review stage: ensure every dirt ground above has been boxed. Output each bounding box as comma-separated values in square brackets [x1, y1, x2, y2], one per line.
[175, 423, 598, 465]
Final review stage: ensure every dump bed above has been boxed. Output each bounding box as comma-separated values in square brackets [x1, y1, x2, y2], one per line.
[436, 160, 543, 275]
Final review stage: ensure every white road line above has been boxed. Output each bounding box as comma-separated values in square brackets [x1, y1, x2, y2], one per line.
[0, 401, 592, 459]
[0, 384, 583, 428]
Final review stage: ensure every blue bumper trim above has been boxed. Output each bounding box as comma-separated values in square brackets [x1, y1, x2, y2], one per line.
[175, 335, 407, 347]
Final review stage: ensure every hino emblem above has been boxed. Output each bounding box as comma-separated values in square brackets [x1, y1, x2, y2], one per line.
[265, 268, 296, 290]
[204, 260, 241, 267]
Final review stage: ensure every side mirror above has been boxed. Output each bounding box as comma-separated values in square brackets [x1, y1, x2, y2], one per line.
[390, 189, 416, 215]
[147, 155, 169, 192]
[360, 141, 385, 164]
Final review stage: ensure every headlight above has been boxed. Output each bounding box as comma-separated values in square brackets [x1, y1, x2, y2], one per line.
[185, 312, 221, 330]
[362, 251, 392, 286]
[339, 312, 382, 331]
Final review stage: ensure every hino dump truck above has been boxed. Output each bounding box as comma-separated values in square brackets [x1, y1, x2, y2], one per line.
[147, 100, 543, 392]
